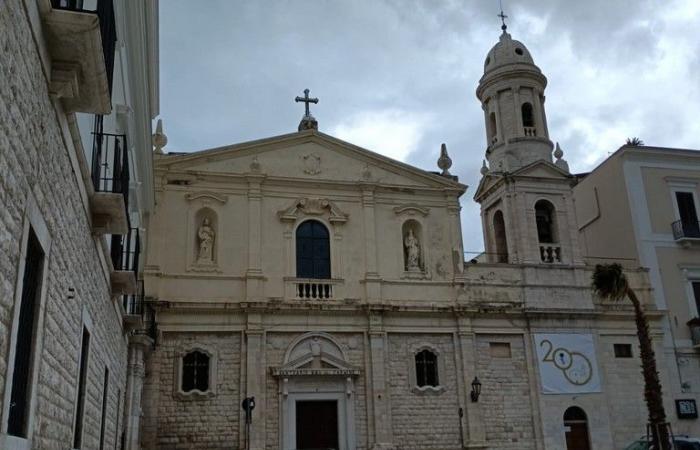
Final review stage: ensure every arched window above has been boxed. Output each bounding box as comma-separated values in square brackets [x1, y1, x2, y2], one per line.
[489, 112, 498, 143]
[493, 210, 508, 263]
[182, 351, 210, 392]
[535, 200, 557, 243]
[415, 349, 439, 387]
[521, 102, 535, 128]
[563, 406, 591, 450]
[296, 220, 331, 279]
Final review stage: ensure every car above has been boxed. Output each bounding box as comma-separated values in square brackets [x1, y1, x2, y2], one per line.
[623, 435, 700, 450]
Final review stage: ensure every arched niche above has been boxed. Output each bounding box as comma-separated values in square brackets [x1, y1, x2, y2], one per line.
[193, 207, 218, 267]
[402, 219, 424, 273]
[492, 209, 508, 263]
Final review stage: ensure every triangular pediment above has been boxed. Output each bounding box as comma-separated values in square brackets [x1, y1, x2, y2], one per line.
[474, 160, 572, 202]
[157, 130, 465, 191]
[511, 160, 572, 179]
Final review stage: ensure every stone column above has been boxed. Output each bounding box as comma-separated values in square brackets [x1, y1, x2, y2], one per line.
[532, 91, 546, 139]
[361, 186, 381, 301]
[368, 313, 394, 449]
[246, 175, 265, 300]
[123, 333, 153, 450]
[457, 318, 487, 449]
[511, 85, 522, 137]
[245, 313, 265, 450]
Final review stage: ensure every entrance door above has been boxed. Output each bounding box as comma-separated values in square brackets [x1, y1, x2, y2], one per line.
[564, 406, 591, 450]
[296, 400, 338, 450]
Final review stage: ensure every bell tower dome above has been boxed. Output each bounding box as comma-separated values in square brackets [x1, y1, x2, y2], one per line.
[476, 29, 553, 172]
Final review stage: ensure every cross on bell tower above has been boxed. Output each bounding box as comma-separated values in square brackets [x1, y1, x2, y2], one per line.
[295, 88, 319, 131]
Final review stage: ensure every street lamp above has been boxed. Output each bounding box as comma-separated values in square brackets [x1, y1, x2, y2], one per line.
[470, 377, 482, 402]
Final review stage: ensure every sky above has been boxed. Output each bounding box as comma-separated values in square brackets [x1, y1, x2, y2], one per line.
[159, 0, 700, 253]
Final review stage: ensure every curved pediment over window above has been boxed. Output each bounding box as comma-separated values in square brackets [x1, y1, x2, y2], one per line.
[271, 332, 360, 377]
[277, 197, 349, 224]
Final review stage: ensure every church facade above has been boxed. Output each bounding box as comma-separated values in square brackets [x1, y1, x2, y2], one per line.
[139, 30, 692, 450]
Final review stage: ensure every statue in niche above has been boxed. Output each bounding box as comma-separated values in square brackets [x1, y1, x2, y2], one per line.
[404, 229, 421, 272]
[196, 217, 215, 264]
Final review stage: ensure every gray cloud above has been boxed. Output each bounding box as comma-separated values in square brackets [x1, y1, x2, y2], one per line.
[160, 0, 700, 251]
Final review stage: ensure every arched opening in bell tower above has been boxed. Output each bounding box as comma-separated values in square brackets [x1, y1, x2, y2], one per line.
[521, 102, 534, 128]
[493, 210, 508, 263]
[489, 112, 498, 144]
[535, 200, 557, 244]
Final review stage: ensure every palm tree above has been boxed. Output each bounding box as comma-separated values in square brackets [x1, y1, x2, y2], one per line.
[626, 137, 645, 146]
[592, 264, 671, 450]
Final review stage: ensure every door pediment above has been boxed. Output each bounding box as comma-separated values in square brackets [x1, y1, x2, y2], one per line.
[272, 332, 360, 377]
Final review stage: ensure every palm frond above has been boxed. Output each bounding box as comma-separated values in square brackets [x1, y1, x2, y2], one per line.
[592, 263, 628, 301]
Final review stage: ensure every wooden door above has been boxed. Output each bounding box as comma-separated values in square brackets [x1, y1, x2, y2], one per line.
[296, 400, 338, 450]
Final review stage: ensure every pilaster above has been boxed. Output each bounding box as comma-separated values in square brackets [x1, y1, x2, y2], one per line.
[368, 313, 395, 450]
[246, 175, 265, 300]
[362, 186, 381, 301]
[245, 313, 265, 450]
[123, 333, 153, 450]
[457, 318, 487, 448]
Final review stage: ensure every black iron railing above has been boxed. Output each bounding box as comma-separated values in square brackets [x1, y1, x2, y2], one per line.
[91, 116, 129, 213]
[672, 220, 700, 240]
[123, 279, 144, 316]
[110, 227, 140, 274]
[51, 0, 116, 95]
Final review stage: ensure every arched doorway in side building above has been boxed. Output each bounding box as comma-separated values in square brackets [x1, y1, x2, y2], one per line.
[564, 406, 591, 450]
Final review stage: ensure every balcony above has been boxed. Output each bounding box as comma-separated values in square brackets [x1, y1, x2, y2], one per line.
[43, 0, 116, 114]
[672, 220, 700, 246]
[285, 278, 344, 300]
[539, 244, 561, 263]
[110, 227, 139, 296]
[90, 120, 129, 235]
[122, 279, 144, 331]
[523, 126, 537, 136]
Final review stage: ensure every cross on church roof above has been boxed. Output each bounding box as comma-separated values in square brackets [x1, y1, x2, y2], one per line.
[498, 0, 508, 31]
[295, 88, 319, 117]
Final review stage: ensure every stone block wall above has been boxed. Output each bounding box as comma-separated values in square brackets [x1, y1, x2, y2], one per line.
[476, 334, 536, 449]
[0, 1, 128, 449]
[145, 332, 242, 450]
[388, 333, 461, 450]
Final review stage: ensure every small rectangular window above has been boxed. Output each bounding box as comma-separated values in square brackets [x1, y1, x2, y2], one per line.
[182, 351, 210, 392]
[614, 343, 633, 358]
[415, 350, 439, 387]
[489, 342, 512, 358]
[99, 367, 109, 450]
[74, 328, 91, 449]
[7, 228, 45, 437]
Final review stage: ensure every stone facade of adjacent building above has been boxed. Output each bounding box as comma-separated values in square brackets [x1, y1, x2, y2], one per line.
[0, 0, 158, 449]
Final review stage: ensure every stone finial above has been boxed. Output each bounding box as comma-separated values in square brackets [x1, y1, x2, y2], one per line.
[480, 159, 489, 175]
[554, 142, 570, 173]
[298, 114, 318, 132]
[152, 119, 168, 154]
[437, 143, 452, 176]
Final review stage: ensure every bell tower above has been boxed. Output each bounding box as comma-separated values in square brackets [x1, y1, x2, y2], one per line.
[476, 28, 553, 172]
[473, 25, 583, 266]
